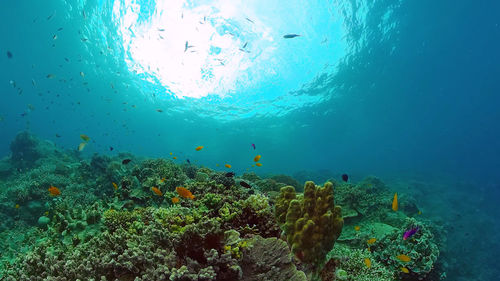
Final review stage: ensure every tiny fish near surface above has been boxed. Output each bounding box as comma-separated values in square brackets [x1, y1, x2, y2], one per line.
[283, 34, 301, 39]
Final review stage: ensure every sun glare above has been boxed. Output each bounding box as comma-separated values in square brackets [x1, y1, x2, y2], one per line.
[112, 0, 273, 99]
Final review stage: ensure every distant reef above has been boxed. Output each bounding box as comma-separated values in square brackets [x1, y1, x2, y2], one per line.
[0, 132, 445, 280]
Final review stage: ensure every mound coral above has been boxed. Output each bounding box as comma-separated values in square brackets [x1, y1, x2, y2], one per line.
[275, 181, 344, 264]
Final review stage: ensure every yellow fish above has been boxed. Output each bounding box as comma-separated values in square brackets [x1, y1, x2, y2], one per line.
[78, 142, 87, 151]
[169, 152, 173, 155]
[254, 155, 261, 162]
[364, 258, 371, 268]
[15, 204, 20, 209]
[195, 146, 203, 151]
[160, 177, 166, 183]
[392, 192, 398, 211]
[80, 134, 91, 142]
[225, 164, 231, 168]
[255, 163, 262, 167]
[354, 226, 360, 231]
[172, 197, 180, 204]
[367, 238, 376, 244]
[112, 182, 118, 190]
[396, 254, 411, 262]
[401, 267, 409, 273]
[418, 210, 422, 215]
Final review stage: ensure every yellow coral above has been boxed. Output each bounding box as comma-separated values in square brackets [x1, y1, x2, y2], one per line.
[276, 181, 344, 264]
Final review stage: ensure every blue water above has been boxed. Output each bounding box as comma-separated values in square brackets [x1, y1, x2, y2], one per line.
[1, 0, 499, 280]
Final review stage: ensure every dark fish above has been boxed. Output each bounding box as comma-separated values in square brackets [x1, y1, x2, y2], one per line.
[6, 51, 13, 59]
[283, 34, 301, 39]
[184, 41, 194, 52]
[240, 181, 252, 188]
[242, 42, 248, 48]
[246, 17, 254, 24]
[225, 172, 235, 178]
[55, 134, 61, 138]
[109, 146, 114, 151]
[186, 159, 191, 164]
[341, 174, 348, 182]
[251, 143, 256, 149]
[122, 159, 132, 165]
[20, 112, 27, 117]
[57, 27, 63, 31]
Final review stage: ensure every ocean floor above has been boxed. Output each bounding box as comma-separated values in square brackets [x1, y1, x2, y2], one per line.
[0, 132, 493, 280]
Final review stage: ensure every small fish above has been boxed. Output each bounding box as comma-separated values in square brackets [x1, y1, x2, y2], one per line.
[158, 28, 165, 31]
[78, 142, 87, 151]
[401, 267, 409, 273]
[169, 152, 173, 155]
[109, 146, 114, 151]
[122, 159, 132, 165]
[403, 227, 419, 240]
[392, 192, 398, 211]
[57, 27, 63, 31]
[418, 210, 422, 215]
[283, 34, 301, 39]
[246, 17, 254, 23]
[240, 181, 252, 188]
[151, 186, 163, 196]
[112, 182, 118, 190]
[31, 79, 36, 87]
[216, 164, 220, 167]
[225, 164, 232, 168]
[15, 204, 20, 209]
[251, 143, 256, 149]
[81, 38, 88, 42]
[156, 109, 163, 113]
[80, 71, 85, 77]
[396, 254, 411, 262]
[186, 159, 191, 164]
[184, 41, 194, 52]
[48, 185, 61, 196]
[53, 34, 57, 40]
[254, 155, 261, 162]
[6, 51, 12, 59]
[341, 174, 348, 182]
[367, 238, 376, 244]
[55, 134, 61, 138]
[242, 42, 248, 48]
[255, 163, 262, 167]
[47, 12, 55, 21]
[80, 134, 90, 142]
[195, 146, 203, 151]
[64, 57, 70, 62]
[225, 172, 235, 177]
[354, 226, 360, 231]
[160, 177, 166, 183]
[47, 74, 56, 79]
[176, 186, 195, 199]
[172, 197, 180, 204]
[364, 258, 371, 268]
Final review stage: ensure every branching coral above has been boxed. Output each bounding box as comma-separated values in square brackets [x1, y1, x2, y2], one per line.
[275, 181, 344, 264]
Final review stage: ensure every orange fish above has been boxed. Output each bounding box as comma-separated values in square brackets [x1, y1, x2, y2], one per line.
[255, 163, 262, 167]
[176, 186, 195, 199]
[160, 177, 166, 183]
[392, 192, 398, 211]
[78, 142, 87, 151]
[112, 182, 118, 190]
[173, 156, 177, 159]
[254, 155, 261, 162]
[225, 164, 231, 168]
[354, 226, 360, 231]
[364, 258, 371, 268]
[80, 134, 90, 142]
[151, 186, 163, 196]
[367, 238, 376, 244]
[195, 146, 203, 151]
[48, 185, 61, 196]
[396, 254, 411, 262]
[172, 197, 180, 204]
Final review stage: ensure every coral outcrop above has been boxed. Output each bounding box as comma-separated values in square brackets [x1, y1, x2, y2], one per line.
[275, 181, 344, 264]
